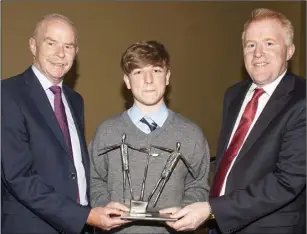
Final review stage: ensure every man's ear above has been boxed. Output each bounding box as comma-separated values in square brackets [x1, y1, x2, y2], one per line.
[29, 37, 37, 56]
[75, 46, 79, 54]
[123, 74, 131, 89]
[166, 70, 171, 85]
[286, 44, 295, 61]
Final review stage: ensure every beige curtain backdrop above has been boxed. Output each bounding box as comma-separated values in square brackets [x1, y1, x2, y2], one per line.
[2, 1, 306, 156]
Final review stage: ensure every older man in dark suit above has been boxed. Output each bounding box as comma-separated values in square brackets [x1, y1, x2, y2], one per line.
[1, 13, 129, 234]
[161, 8, 305, 234]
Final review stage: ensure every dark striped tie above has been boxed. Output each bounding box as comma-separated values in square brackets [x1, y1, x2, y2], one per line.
[140, 117, 158, 132]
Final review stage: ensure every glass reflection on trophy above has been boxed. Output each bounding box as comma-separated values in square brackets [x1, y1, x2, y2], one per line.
[98, 133, 196, 221]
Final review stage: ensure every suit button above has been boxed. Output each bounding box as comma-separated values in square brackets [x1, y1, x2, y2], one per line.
[71, 173, 76, 179]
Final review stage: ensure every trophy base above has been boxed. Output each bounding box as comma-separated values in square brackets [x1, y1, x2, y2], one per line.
[121, 212, 178, 222]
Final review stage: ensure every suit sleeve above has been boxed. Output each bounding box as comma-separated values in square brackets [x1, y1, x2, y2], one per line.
[181, 133, 211, 206]
[89, 125, 111, 207]
[1, 88, 91, 234]
[210, 98, 306, 233]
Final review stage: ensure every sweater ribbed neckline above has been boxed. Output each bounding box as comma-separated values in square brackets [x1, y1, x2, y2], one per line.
[120, 109, 176, 141]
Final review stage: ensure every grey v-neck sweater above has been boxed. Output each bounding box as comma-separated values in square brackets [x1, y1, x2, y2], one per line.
[89, 110, 210, 234]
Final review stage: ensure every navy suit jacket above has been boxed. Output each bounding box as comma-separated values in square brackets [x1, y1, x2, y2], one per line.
[210, 72, 306, 234]
[1, 67, 91, 234]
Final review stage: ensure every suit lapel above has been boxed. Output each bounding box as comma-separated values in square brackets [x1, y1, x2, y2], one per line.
[217, 81, 251, 166]
[23, 68, 69, 154]
[232, 74, 294, 166]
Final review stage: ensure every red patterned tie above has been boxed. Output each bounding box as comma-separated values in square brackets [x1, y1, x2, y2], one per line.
[211, 88, 264, 197]
[50, 86, 80, 203]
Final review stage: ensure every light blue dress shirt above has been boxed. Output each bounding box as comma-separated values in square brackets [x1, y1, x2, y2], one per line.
[128, 104, 168, 134]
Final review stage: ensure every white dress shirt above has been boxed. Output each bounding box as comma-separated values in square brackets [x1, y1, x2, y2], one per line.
[220, 71, 286, 195]
[32, 65, 88, 205]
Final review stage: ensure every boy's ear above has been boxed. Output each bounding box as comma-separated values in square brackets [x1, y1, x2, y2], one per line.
[124, 75, 131, 89]
[166, 70, 171, 85]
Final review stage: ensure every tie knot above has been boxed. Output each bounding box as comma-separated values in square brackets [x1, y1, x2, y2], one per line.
[253, 88, 265, 99]
[140, 117, 158, 132]
[50, 85, 62, 94]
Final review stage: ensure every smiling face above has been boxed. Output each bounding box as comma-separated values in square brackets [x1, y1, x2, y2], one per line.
[29, 18, 78, 84]
[124, 65, 170, 113]
[243, 19, 295, 86]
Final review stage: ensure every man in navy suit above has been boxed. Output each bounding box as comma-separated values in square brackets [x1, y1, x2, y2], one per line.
[161, 8, 306, 234]
[1, 13, 129, 234]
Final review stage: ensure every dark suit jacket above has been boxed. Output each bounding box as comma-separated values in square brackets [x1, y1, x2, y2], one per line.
[210, 72, 306, 234]
[1, 67, 91, 234]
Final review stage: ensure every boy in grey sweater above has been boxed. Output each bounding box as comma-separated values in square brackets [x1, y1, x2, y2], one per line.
[89, 40, 210, 233]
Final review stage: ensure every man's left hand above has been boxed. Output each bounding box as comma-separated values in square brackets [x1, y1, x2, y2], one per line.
[160, 202, 210, 231]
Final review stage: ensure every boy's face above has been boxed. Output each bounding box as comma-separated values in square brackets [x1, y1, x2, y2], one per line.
[124, 65, 170, 112]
